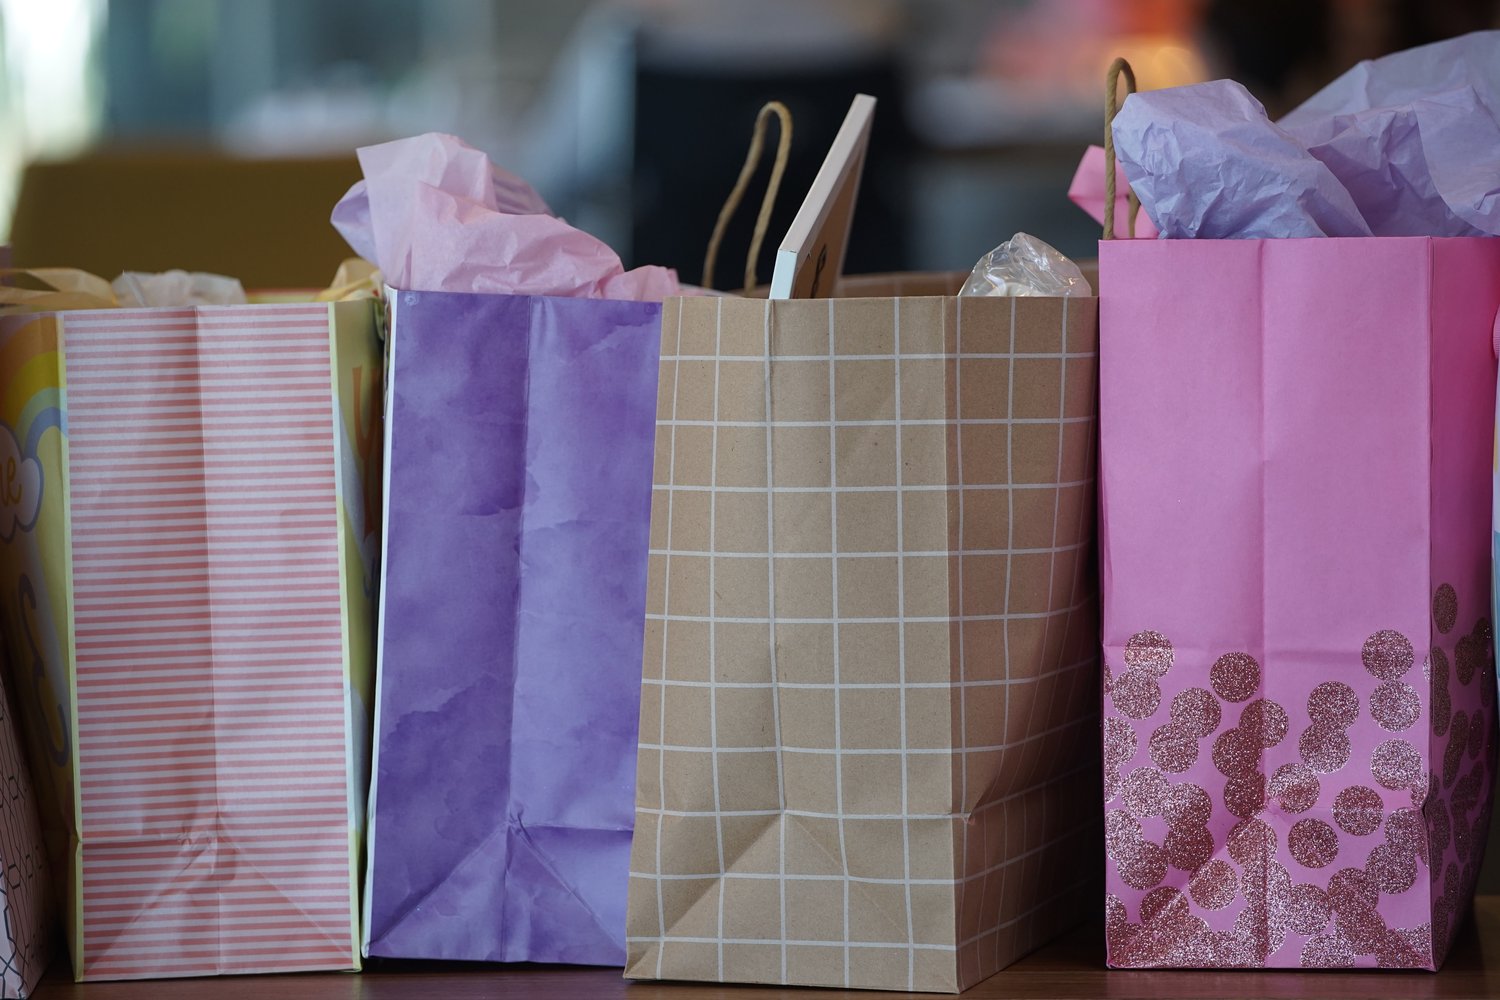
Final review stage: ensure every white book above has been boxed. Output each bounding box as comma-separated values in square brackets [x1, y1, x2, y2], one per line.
[769, 93, 876, 300]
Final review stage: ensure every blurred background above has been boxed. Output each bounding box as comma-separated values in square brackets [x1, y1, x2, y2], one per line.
[0, 0, 1496, 288]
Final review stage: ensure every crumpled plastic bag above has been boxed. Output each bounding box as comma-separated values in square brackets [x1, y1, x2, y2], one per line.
[960, 233, 1092, 297]
[1109, 30, 1500, 239]
[111, 270, 247, 307]
[331, 132, 681, 300]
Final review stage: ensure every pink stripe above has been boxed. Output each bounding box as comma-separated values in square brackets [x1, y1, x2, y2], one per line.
[75, 614, 343, 631]
[82, 739, 347, 759]
[82, 950, 353, 974]
[67, 311, 352, 959]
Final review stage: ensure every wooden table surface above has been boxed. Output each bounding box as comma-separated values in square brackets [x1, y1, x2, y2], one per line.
[39, 896, 1500, 999]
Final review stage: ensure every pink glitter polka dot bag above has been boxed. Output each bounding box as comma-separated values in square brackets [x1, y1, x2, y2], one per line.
[1096, 141, 1500, 972]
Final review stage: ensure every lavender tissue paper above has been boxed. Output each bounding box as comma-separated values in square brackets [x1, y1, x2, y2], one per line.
[1109, 31, 1500, 239]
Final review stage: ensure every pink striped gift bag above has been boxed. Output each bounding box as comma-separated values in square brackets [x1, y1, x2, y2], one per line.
[0, 290, 382, 981]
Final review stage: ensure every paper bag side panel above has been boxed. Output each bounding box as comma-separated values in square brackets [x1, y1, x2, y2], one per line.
[0, 313, 77, 973]
[504, 294, 660, 965]
[64, 304, 358, 979]
[329, 298, 385, 967]
[364, 292, 529, 960]
[946, 295, 1101, 987]
[1424, 237, 1500, 965]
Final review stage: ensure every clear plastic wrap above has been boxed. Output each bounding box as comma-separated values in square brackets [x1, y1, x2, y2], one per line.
[111, 270, 247, 307]
[960, 232, 1092, 297]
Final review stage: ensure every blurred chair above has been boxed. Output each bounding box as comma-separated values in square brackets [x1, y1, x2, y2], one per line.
[9, 148, 362, 289]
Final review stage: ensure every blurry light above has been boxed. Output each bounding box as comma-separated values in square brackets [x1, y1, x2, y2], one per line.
[0, 0, 105, 238]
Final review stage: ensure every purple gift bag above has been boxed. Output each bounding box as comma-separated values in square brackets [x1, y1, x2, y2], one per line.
[364, 288, 662, 965]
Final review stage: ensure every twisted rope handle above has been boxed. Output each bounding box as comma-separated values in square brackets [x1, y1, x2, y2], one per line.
[1103, 58, 1140, 241]
[702, 101, 793, 292]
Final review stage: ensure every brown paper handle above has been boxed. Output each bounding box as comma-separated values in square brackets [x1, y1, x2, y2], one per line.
[703, 101, 793, 293]
[1103, 58, 1141, 241]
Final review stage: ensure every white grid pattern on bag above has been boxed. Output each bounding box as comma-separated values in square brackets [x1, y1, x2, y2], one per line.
[635, 293, 1098, 985]
[709, 299, 727, 980]
[650, 298, 685, 980]
[762, 301, 791, 983]
[893, 297, 916, 992]
[825, 299, 854, 988]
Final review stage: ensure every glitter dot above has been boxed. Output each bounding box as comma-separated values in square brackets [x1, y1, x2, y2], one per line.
[1105, 893, 1128, 934]
[1171, 917, 1212, 965]
[1119, 840, 1167, 891]
[1433, 911, 1451, 957]
[1105, 809, 1142, 860]
[1366, 842, 1418, 895]
[1165, 823, 1214, 872]
[1189, 859, 1237, 910]
[1284, 883, 1332, 936]
[1468, 711, 1485, 761]
[1453, 810, 1472, 863]
[1301, 932, 1355, 967]
[1104, 717, 1138, 762]
[1288, 818, 1340, 869]
[1399, 925, 1433, 963]
[1121, 767, 1169, 818]
[1212, 727, 1258, 778]
[1307, 681, 1360, 727]
[1335, 902, 1388, 954]
[1434, 584, 1459, 634]
[1268, 762, 1319, 813]
[1170, 687, 1223, 738]
[1223, 772, 1267, 819]
[1298, 723, 1352, 774]
[1333, 785, 1384, 836]
[1370, 680, 1420, 732]
[1453, 763, 1485, 811]
[1233, 905, 1285, 960]
[1265, 861, 1293, 928]
[1140, 886, 1186, 923]
[1456, 635, 1481, 686]
[1201, 929, 1257, 968]
[1430, 800, 1451, 854]
[1162, 783, 1213, 827]
[1327, 868, 1379, 913]
[1149, 723, 1199, 774]
[1227, 818, 1277, 865]
[1384, 809, 1424, 858]
[1210, 652, 1260, 703]
[1376, 927, 1428, 969]
[1443, 714, 1468, 788]
[1432, 654, 1452, 739]
[1110, 670, 1162, 721]
[1371, 739, 1423, 791]
[1124, 631, 1174, 677]
[1239, 699, 1290, 748]
[1362, 630, 1414, 681]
